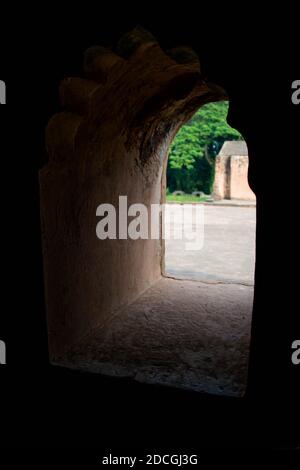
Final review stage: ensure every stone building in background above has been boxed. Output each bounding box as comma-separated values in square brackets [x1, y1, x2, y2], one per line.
[213, 141, 255, 201]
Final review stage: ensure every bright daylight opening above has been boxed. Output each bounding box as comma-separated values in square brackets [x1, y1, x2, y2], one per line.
[164, 100, 256, 286]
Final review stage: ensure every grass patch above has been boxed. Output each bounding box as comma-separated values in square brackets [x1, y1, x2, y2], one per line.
[166, 194, 209, 203]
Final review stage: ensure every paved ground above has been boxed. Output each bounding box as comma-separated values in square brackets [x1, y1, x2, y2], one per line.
[165, 204, 256, 284]
[58, 203, 256, 396]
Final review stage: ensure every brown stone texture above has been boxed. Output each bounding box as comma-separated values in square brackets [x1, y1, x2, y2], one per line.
[58, 277, 253, 397]
[40, 27, 226, 358]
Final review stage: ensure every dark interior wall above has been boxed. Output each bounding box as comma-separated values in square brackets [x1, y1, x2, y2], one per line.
[1, 8, 299, 448]
[40, 38, 224, 356]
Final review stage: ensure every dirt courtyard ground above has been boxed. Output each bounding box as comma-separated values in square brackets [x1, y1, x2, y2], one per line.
[59, 204, 256, 397]
[165, 204, 256, 284]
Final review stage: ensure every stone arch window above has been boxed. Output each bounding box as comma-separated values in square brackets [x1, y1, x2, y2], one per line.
[40, 27, 256, 396]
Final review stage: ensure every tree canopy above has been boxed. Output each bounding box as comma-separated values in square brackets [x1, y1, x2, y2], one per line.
[167, 100, 243, 194]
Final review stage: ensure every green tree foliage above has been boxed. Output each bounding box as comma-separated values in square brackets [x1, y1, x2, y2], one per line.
[167, 101, 243, 194]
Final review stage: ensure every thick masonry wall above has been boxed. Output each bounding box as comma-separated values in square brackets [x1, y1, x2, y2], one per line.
[39, 28, 225, 357]
[213, 152, 255, 200]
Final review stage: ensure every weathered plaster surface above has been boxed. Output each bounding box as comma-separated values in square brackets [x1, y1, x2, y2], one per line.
[59, 277, 253, 397]
[40, 28, 225, 357]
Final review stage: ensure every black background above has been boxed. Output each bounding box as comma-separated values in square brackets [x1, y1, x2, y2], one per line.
[0, 4, 299, 458]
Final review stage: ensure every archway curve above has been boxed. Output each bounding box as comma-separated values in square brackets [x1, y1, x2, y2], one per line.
[45, 26, 226, 174]
[40, 26, 254, 391]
